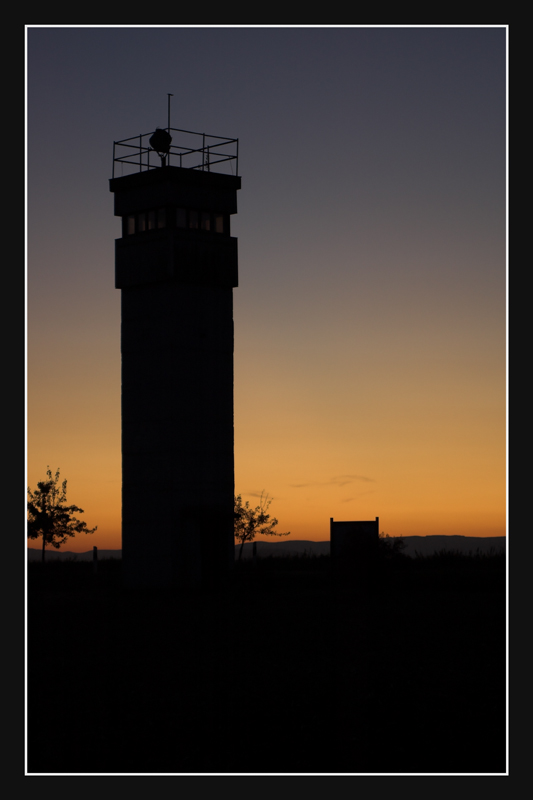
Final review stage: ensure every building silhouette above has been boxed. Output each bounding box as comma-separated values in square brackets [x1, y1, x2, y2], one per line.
[109, 127, 240, 587]
[330, 517, 380, 579]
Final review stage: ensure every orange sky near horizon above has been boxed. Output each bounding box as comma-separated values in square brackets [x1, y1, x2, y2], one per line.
[27, 289, 506, 551]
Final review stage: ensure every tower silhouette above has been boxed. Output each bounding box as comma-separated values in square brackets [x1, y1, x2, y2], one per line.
[109, 127, 240, 587]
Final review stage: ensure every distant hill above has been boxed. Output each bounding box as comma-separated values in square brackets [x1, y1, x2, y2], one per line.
[27, 535, 505, 562]
[391, 535, 506, 558]
[235, 535, 506, 559]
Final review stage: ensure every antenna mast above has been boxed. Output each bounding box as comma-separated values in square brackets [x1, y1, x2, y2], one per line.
[167, 93, 173, 134]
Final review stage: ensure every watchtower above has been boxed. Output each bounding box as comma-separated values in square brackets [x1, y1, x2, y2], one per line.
[109, 125, 240, 587]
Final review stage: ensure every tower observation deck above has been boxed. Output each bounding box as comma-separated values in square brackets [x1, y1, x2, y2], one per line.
[112, 126, 238, 178]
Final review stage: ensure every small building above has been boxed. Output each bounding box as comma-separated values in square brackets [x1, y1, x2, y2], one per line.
[330, 517, 380, 574]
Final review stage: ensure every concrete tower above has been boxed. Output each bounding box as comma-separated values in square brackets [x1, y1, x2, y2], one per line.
[109, 127, 240, 588]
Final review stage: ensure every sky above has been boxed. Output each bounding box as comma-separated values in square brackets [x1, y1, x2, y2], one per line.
[26, 26, 507, 551]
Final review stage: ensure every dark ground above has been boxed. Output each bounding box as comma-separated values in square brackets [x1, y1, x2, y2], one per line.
[26, 552, 507, 774]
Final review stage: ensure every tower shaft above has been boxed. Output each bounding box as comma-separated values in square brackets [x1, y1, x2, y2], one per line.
[110, 165, 240, 587]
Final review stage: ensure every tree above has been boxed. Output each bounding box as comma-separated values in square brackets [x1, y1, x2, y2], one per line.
[27, 467, 97, 562]
[378, 532, 406, 559]
[234, 491, 290, 561]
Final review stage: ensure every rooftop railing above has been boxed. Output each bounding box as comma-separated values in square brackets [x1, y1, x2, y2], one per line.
[112, 127, 238, 179]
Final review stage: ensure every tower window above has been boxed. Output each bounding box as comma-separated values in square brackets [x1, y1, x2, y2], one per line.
[122, 207, 229, 237]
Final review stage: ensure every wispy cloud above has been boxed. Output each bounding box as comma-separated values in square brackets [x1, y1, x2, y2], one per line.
[331, 475, 375, 487]
[291, 475, 375, 489]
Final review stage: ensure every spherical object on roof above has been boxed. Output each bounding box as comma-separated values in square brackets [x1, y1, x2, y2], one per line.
[149, 128, 172, 155]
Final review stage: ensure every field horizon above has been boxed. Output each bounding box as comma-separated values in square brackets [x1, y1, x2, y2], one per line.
[26, 550, 507, 774]
[27, 534, 506, 562]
